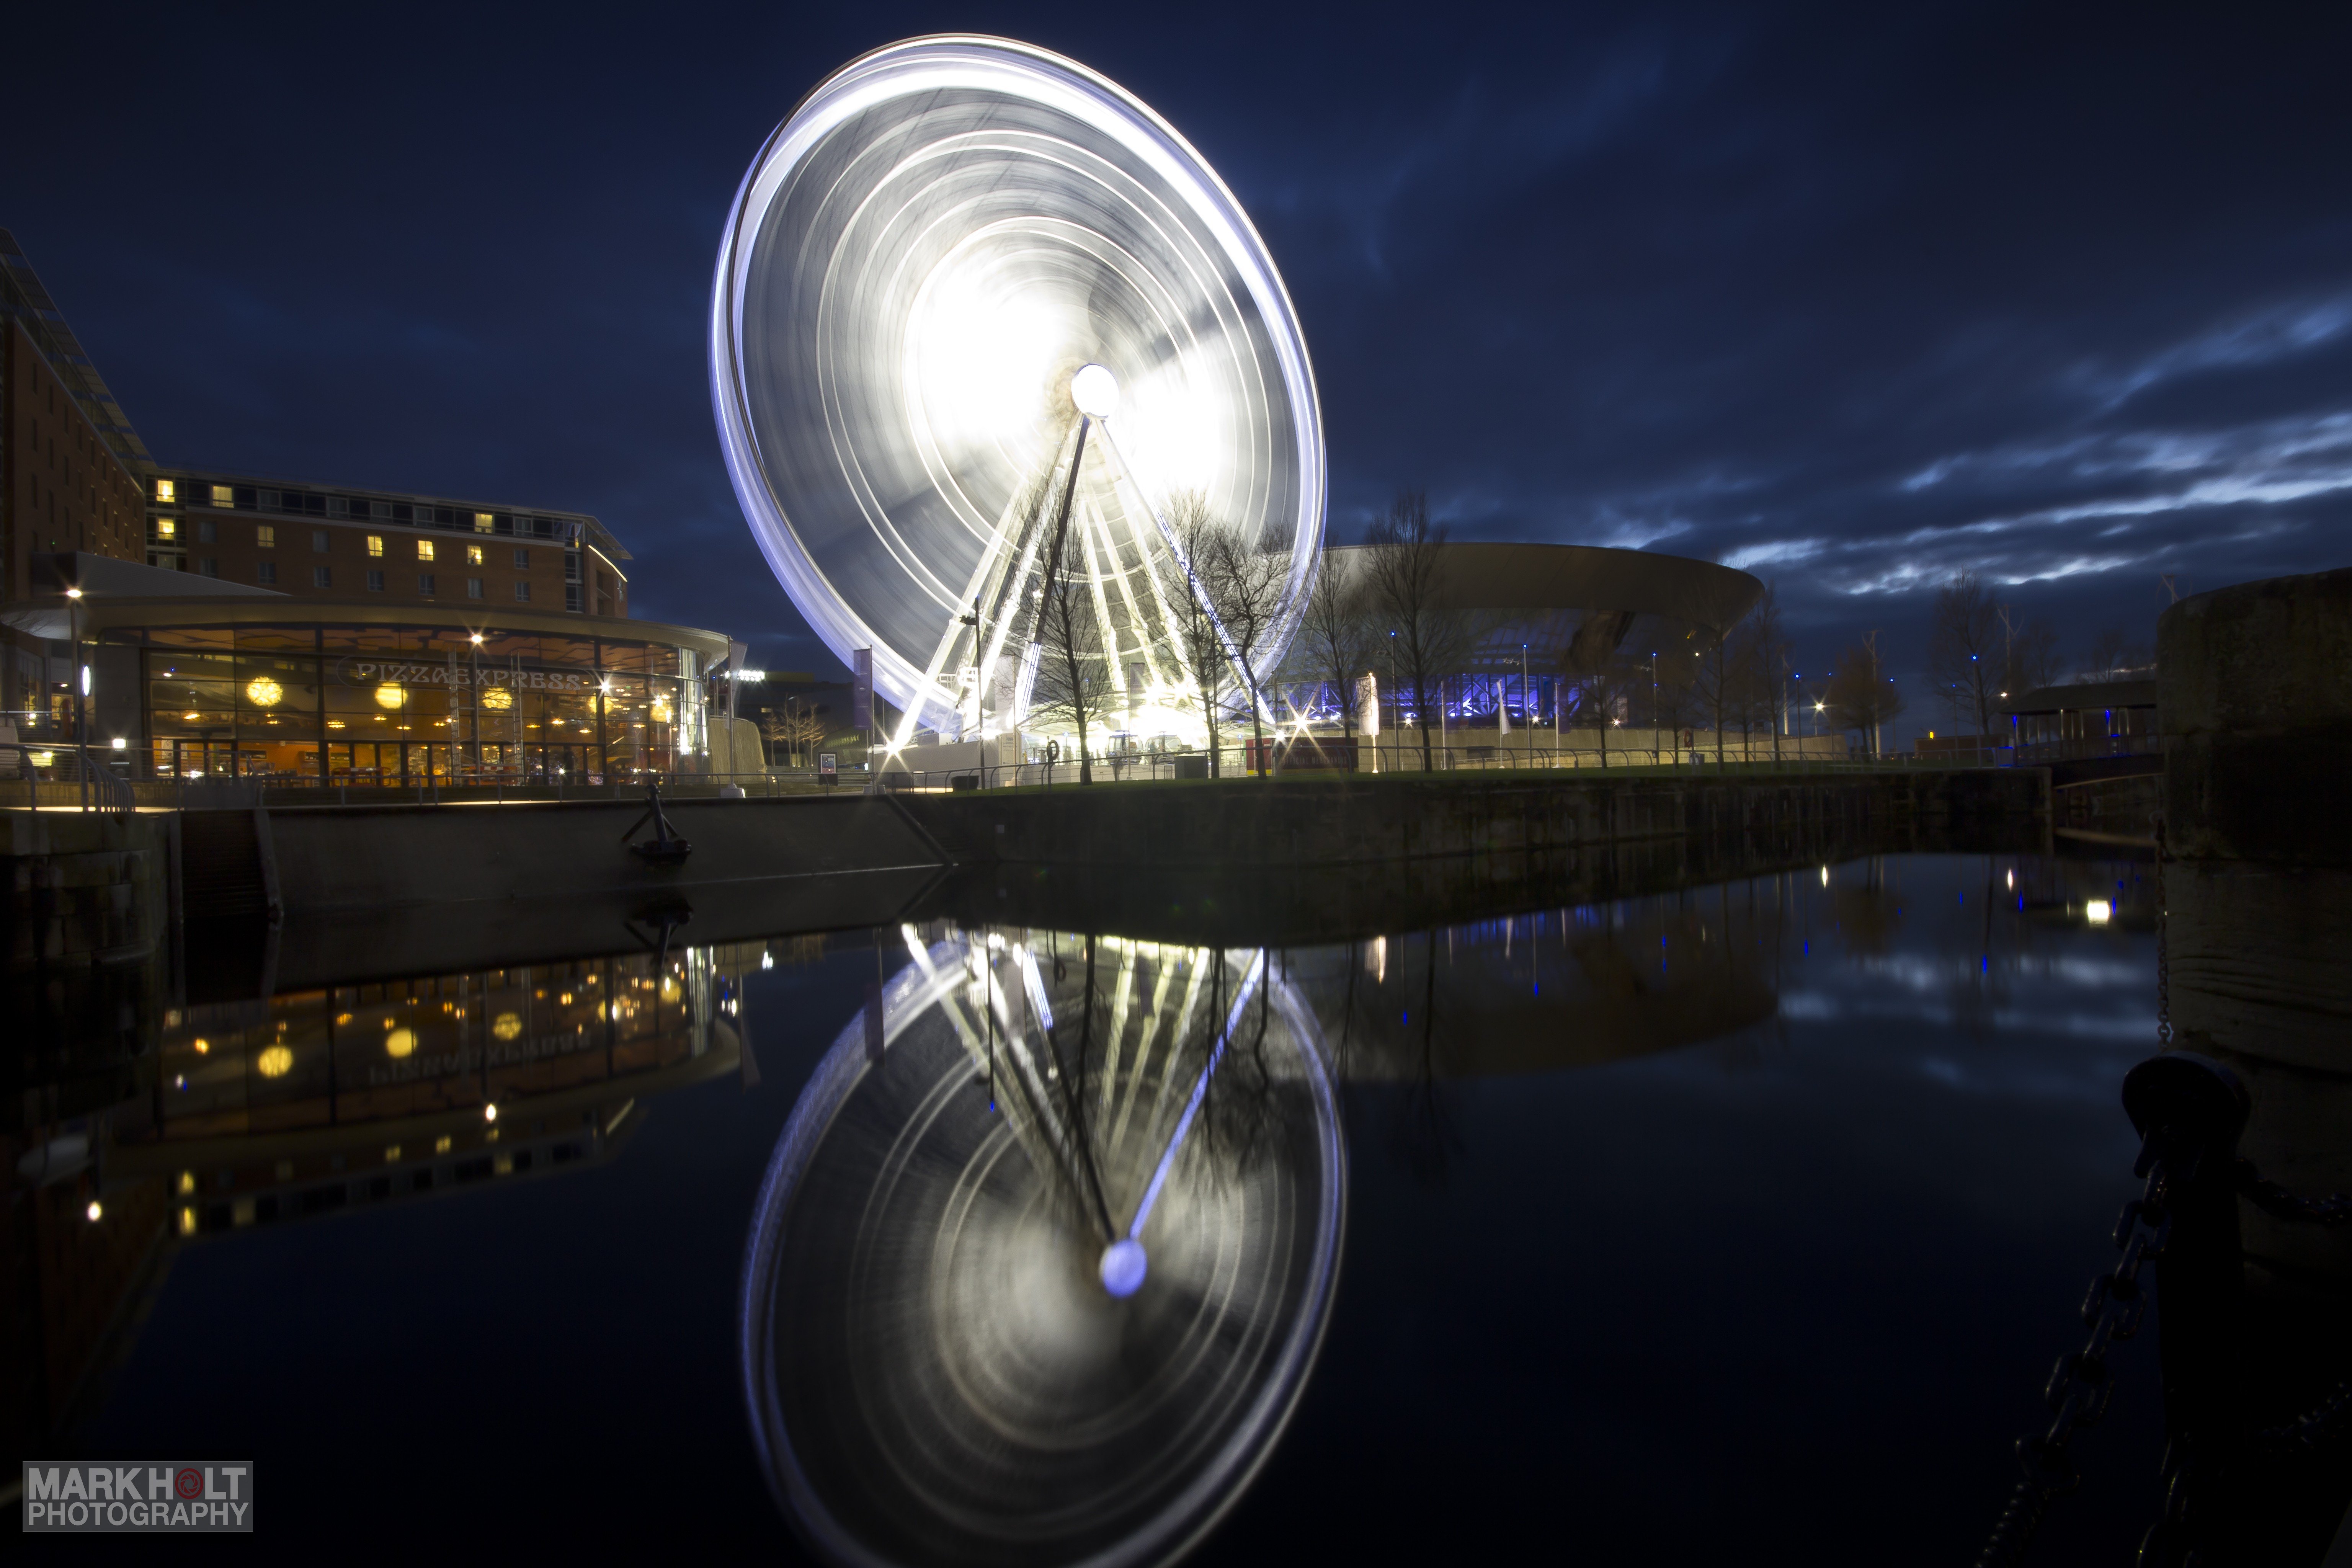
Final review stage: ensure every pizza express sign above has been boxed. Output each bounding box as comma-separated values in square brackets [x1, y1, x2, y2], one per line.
[333, 657, 591, 693]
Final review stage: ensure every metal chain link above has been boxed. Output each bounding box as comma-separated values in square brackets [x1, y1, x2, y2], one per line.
[2233, 1159, 2352, 1227]
[2254, 1380, 2352, 1456]
[1977, 1153, 2179, 1567]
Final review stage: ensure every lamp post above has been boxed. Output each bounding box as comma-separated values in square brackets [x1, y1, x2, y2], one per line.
[1374, 630, 1392, 771]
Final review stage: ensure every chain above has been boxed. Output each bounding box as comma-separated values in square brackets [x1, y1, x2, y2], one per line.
[2154, 817, 2172, 1048]
[1976, 1152, 2178, 1568]
[2253, 1380, 2352, 1456]
[2233, 1159, 2352, 1226]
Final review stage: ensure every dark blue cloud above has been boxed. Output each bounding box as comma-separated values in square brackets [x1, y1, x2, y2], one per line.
[9, 2, 2347, 736]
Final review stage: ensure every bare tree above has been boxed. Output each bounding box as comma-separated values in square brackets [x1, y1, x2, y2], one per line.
[1741, 583, 1791, 764]
[1031, 469, 1114, 784]
[760, 699, 826, 767]
[1827, 634, 1904, 758]
[1162, 491, 1243, 778]
[1290, 547, 1376, 751]
[1690, 626, 1756, 770]
[1201, 521, 1291, 778]
[2078, 627, 2154, 681]
[1924, 571, 2004, 742]
[1362, 490, 1468, 771]
[1998, 609, 2062, 701]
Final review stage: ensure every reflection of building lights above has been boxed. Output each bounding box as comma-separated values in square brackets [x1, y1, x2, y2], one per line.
[245, 676, 284, 707]
[481, 686, 513, 711]
[385, 1028, 417, 1059]
[257, 1045, 294, 1077]
[493, 1012, 522, 1040]
[483, 1104, 499, 1124]
[650, 697, 673, 724]
[2087, 900, 2113, 924]
[559, 992, 573, 1005]
[87, 1200, 103, 1222]
[179, 1171, 196, 1194]
[27, 750, 52, 767]
[179, 1207, 198, 1236]
[193, 1038, 210, 1054]
[2006, 869, 2015, 890]
[435, 1136, 452, 1155]
[1820, 867, 1829, 886]
[183, 711, 199, 720]
[659, 976, 681, 1003]
[376, 683, 407, 709]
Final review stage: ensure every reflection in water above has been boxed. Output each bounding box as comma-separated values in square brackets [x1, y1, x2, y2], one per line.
[740, 932, 1344, 1568]
[7, 845, 2176, 1559]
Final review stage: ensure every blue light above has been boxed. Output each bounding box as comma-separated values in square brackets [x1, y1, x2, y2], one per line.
[1100, 1239, 1148, 1298]
[1401, 1011, 1408, 1024]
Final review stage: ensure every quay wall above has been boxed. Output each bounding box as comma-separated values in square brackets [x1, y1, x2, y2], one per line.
[2157, 567, 2352, 1289]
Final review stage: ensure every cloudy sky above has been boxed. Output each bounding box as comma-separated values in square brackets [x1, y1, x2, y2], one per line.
[11, 2, 2347, 741]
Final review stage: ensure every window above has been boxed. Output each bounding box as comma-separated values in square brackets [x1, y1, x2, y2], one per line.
[565, 583, 582, 612]
[466, 544, 483, 565]
[512, 547, 530, 569]
[256, 524, 276, 549]
[156, 479, 177, 503]
[256, 561, 277, 585]
[311, 529, 329, 552]
[197, 519, 217, 544]
[366, 569, 385, 592]
[155, 518, 176, 539]
[416, 540, 435, 562]
[418, 573, 436, 595]
[466, 578, 485, 600]
[210, 484, 234, 507]
[370, 500, 391, 520]
[313, 566, 333, 588]
[198, 557, 219, 578]
[366, 534, 384, 557]
[514, 581, 532, 603]
[564, 550, 581, 582]
[474, 511, 494, 533]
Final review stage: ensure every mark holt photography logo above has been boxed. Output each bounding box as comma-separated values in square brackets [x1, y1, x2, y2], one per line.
[21, 1462, 254, 1532]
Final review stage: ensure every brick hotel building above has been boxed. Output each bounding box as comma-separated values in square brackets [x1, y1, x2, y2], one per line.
[3, 228, 730, 787]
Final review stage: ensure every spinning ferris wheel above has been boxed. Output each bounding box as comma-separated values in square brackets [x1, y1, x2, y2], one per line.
[709, 35, 1326, 753]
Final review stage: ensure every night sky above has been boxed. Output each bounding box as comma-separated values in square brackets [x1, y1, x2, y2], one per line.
[10, 2, 2349, 742]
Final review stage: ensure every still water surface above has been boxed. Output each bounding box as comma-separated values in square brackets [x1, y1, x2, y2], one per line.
[82, 851, 2163, 1563]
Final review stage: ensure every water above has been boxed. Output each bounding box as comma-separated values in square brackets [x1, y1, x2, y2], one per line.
[56, 851, 2172, 1561]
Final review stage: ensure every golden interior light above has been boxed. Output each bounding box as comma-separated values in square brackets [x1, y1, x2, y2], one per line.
[376, 682, 407, 709]
[245, 676, 284, 707]
[480, 686, 513, 711]
[492, 1012, 523, 1041]
[650, 697, 674, 724]
[384, 1027, 416, 1059]
[256, 1045, 294, 1078]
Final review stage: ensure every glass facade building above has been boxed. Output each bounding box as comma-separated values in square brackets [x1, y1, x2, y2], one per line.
[85, 602, 725, 786]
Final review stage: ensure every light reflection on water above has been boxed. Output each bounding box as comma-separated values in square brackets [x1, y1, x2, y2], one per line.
[45, 851, 2165, 1563]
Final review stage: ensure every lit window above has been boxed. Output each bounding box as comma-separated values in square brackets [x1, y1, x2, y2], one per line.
[312, 529, 329, 552]
[211, 484, 233, 507]
[514, 581, 532, 603]
[467, 578, 485, 599]
[474, 511, 494, 533]
[313, 566, 332, 588]
[512, 547, 529, 569]
[366, 534, 384, 557]
[257, 561, 277, 585]
[366, 569, 385, 592]
[156, 518, 176, 539]
[418, 573, 436, 595]
[256, 524, 275, 549]
[467, 544, 483, 565]
[157, 479, 177, 503]
[416, 539, 434, 562]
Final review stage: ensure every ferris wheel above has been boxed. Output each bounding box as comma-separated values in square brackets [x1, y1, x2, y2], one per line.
[709, 35, 1326, 750]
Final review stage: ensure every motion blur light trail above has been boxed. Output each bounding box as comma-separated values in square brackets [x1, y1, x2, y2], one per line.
[710, 36, 1325, 742]
[739, 933, 1342, 1568]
